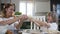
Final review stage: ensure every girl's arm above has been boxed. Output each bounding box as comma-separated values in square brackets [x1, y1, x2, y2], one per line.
[28, 17, 50, 27]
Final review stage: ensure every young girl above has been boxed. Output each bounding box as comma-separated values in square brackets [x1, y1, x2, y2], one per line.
[46, 12, 58, 30]
[28, 12, 58, 30]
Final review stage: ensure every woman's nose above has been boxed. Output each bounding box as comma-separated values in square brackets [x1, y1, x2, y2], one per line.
[10, 11, 14, 13]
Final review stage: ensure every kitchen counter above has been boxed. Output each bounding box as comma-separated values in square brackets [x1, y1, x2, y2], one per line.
[13, 29, 60, 34]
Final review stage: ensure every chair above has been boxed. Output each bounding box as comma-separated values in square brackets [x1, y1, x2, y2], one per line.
[30, 16, 46, 30]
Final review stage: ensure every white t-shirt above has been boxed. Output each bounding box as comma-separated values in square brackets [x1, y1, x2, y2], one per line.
[48, 22, 58, 30]
[40, 22, 58, 31]
[0, 17, 19, 34]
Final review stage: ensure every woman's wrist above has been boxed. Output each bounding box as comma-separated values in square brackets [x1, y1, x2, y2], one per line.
[14, 16, 19, 21]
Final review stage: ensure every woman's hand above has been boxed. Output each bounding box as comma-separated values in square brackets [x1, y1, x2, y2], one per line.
[14, 15, 28, 29]
[20, 15, 28, 20]
[18, 15, 28, 21]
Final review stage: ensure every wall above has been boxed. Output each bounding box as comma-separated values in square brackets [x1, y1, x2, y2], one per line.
[34, 1, 50, 16]
[35, 1, 50, 12]
[11, 0, 20, 12]
[11, 0, 50, 16]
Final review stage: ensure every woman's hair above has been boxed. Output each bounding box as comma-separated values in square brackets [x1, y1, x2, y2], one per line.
[46, 12, 56, 22]
[2, 4, 14, 17]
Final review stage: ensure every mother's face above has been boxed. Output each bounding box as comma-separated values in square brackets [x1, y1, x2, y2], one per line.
[6, 6, 14, 16]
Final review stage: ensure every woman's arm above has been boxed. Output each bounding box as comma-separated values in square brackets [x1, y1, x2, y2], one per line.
[0, 17, 19, 25]
[15, 20, 24, 29]
[0, 15, 28, 25]
[14, 15, 28, 29]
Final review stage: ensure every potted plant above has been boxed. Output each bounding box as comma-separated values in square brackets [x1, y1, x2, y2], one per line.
[15, 11, 22, 16]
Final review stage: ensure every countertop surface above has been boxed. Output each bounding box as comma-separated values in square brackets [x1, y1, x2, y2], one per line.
[12, 29, 60, 34]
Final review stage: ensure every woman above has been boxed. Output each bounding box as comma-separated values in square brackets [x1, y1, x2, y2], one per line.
[0, 4, 28, 34]
[46, 12, 58, 30]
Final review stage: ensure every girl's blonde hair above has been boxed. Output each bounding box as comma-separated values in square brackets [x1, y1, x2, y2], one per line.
[46, 12, 56, 22]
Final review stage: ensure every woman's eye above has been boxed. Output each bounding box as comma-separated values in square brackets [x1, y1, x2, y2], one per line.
[10, 9, 14, 11]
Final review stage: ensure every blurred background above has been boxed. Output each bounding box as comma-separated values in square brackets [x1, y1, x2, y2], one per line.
[0, 0, 60, 31]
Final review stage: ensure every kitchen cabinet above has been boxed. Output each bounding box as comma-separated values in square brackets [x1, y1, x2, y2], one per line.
[57, 4, 60, 31]
[1, 0, 11, 3]
[0, 0, 1, 11]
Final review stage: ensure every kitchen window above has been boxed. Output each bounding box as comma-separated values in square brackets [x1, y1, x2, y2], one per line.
[19, 2, 33, 16]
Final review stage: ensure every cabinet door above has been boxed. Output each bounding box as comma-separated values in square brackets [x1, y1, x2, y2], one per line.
[1, 0, 11, 3]
[5, 0, 11, 3]
[0, 0, 1, 11]
[57, 4, 60, 17]
[57, 4, 60, 31]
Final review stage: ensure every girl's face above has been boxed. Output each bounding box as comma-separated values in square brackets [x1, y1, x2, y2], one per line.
[47, 16, 53, 22]
[6, 6, 14, 17]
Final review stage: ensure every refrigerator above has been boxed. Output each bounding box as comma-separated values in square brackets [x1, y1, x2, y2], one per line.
[56, 4, 60, 31]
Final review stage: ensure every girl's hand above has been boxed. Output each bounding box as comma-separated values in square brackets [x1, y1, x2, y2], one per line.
[44, 22, 50, 28]
[28, 16, 33, 22]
